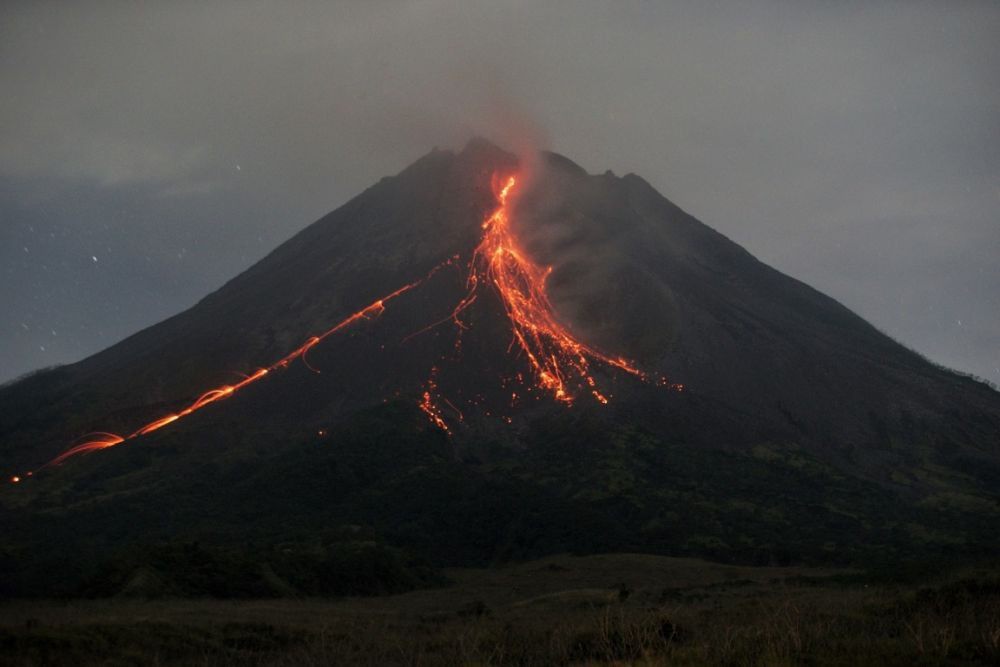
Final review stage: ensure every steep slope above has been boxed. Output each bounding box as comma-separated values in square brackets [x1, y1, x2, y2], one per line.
[0, 140, 518, 467]
[512, 159, 1000, 486]
[1, 139, 998, 584]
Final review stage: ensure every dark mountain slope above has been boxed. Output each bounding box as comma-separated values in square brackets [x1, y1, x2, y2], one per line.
[1, 139, 997, 589]
[0, 141, 517, 465]
[513, 160, 1000, 484]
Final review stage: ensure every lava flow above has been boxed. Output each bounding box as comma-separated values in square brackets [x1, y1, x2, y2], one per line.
[8, 168, 676, 485]
[416, 173, 652, 431]
[11, 264, 447, 480]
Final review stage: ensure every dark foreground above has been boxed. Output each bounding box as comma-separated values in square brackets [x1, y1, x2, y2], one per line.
[1, 553, 998, 666]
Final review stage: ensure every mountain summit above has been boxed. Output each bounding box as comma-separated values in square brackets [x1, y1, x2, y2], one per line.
[2, 139, 998, 586]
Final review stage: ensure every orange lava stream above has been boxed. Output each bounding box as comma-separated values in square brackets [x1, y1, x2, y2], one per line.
[418, 173, 650, 430]
[418, 372, 451, 435]
[16, 263, 449, 479]
[4, 170, 678, 485]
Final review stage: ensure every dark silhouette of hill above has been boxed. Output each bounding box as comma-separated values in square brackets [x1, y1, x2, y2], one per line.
[1, 139, 997, 595]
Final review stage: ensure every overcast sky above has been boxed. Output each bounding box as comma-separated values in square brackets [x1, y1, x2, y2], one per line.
[2, 0, 998, 387]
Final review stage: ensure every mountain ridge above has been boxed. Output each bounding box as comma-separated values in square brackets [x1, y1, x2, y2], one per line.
[3, 136, 998, 478]
[1, 139, 997, 589]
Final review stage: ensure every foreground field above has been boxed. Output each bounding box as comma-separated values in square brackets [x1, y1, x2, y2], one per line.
[1, 553, 998, 666]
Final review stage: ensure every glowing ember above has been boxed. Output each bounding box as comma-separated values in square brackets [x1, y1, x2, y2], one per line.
[49, 433, 125, 466]
[419, 390, 451, 434]
[418, 370, 453, 434]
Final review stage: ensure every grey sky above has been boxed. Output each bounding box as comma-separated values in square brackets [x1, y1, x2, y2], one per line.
[2, 1, 998, 386]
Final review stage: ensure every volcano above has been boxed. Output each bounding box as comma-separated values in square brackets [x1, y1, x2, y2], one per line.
[2, 139, 998, 591]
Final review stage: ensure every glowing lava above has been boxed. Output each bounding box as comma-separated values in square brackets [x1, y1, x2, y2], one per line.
[8, 169, 678, 484]
[417, 173, 648, 429]
[13, 265, 447, 478]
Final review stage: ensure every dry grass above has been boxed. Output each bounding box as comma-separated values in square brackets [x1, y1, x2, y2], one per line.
[1, 553, 998, 666]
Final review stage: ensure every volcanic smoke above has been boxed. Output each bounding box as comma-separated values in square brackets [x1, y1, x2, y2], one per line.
[8, 170, 677, 484]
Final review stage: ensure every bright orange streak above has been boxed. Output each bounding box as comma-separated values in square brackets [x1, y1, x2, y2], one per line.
[48, 433, 126, 467]
[4, 174, 677, 482]
[418, 173, 648, 431]
[16, 264, 450, 478]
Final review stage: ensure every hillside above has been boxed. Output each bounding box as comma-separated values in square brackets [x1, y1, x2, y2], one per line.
[1, 139, 998, 595]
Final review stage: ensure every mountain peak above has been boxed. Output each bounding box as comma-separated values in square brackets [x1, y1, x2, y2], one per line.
[2, 141, 999, 583]
[3, 141, 999, 494]
[540, 150, 588, 177]
[458, 136, 516, 164]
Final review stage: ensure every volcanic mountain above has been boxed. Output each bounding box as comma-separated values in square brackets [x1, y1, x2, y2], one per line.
[2, 139, 998, 593]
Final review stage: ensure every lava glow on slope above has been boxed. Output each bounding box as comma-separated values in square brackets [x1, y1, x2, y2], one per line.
[10, 267, 443, 481]
[8, 170, 679, 484]
[417, 174, 652, 432]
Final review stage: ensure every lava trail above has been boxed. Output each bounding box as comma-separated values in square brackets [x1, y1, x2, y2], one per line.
[7, 168, 674, 484]
[9, 263, 447, 481]
[417, 173, 652, 430]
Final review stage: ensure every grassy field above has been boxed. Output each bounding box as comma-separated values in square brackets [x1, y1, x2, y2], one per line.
[1, 553, 998, 666]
